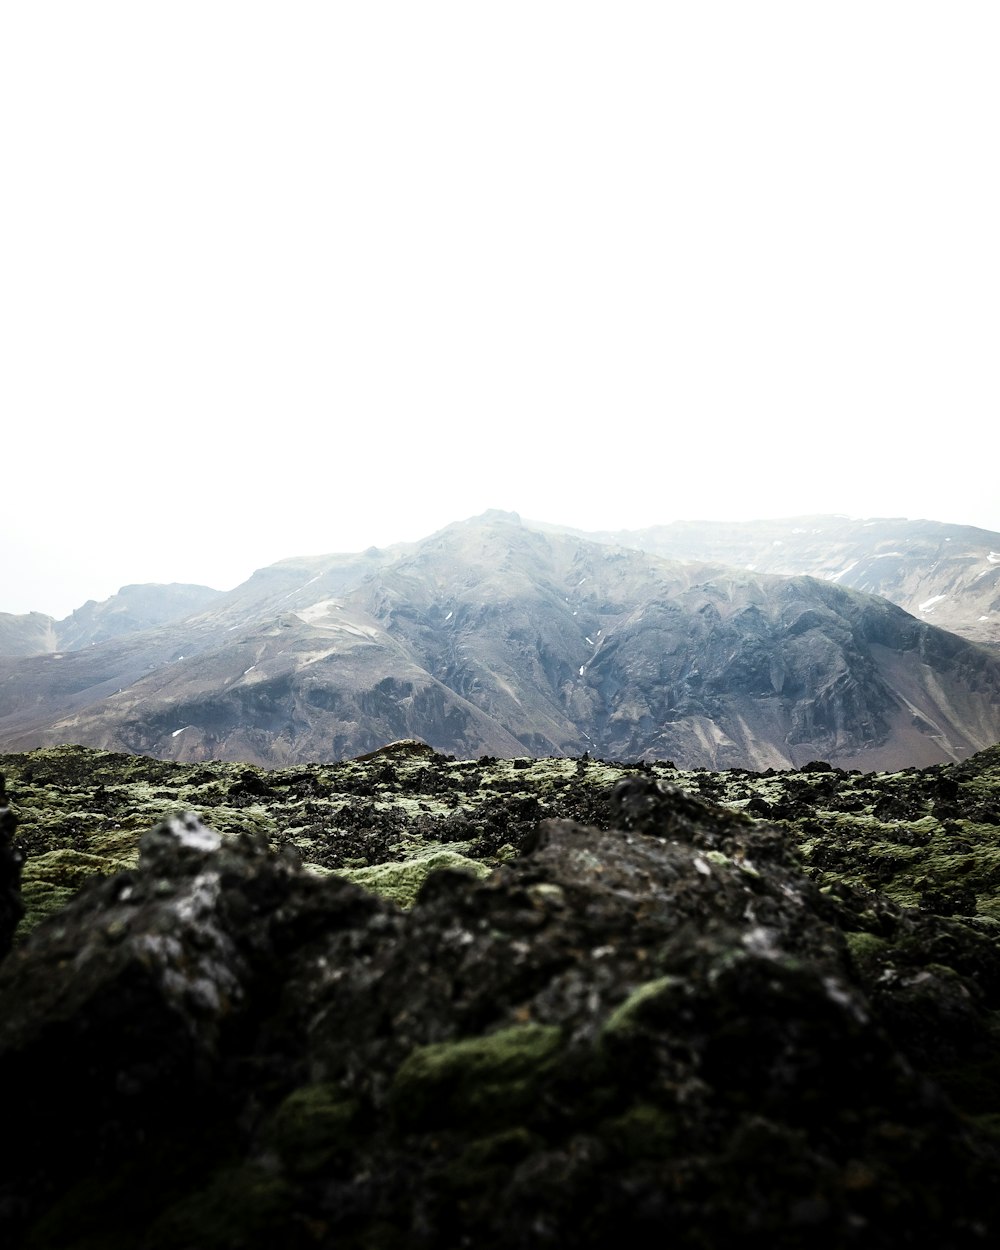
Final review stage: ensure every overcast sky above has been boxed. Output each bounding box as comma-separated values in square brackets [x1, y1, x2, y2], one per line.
[2, 2, 998, 618]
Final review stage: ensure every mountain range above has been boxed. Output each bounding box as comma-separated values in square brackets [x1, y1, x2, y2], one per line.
[1, 510, 999, 770]
[572, 514, 1000, 648]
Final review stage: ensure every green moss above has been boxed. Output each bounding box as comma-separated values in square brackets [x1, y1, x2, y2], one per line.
[604, 1102, 680, 1160]
[23, 846, 136, 889]
[844, 931, 890, 975]
[439, 1127, 544, 1194]
[17, 880, 79, 938]
[602, 976, 683, 1037]
[337, 849, 492, 908]
[144, 1166, 295, 1250]
[390, 1022, 563, 1131]
[263, 1083, 361, 1176]
[14, 846, 139, 941]
[6, 742, 1000, 941]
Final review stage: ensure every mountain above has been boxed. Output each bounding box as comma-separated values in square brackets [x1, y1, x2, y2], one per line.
[568, 515, 1000, 647]
[0, 583, 224, 658]
[1, 512, 999, 770]
[55, 582, 225, 650]
[0, 613, 57, 659]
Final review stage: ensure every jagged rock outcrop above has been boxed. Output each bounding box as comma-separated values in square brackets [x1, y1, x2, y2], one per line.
[1, 785, 998, 1247]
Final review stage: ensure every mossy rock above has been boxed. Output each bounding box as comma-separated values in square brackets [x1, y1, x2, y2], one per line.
[144, 1165, 296, 1250]
[844, 930, 891, 976]
[390, 1022, 563, 1131]
[15, 847, 139, 941]
[23, 846, 135, 890]
[603, 1101, 680, 1160]
[263, 1083, 362, 1177]
[602, 976, 684, 1038]
[337, 848, 492, 908]
[437, 1126, 545, 1195]
[17, 879, 79, 939]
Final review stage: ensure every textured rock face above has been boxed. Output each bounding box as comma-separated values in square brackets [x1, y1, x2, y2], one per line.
[2, 781, 999, 1247]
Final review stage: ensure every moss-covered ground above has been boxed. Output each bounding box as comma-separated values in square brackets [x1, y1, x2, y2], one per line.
[5, 740, 1000, 1247]
[3, 740, 1000, 941]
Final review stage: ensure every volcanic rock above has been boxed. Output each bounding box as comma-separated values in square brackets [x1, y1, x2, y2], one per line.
[0, 775, 24, 959]
[1, 782, 999, 1247]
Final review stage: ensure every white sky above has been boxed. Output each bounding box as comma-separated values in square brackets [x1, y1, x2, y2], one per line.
[2, 2, 998, 618]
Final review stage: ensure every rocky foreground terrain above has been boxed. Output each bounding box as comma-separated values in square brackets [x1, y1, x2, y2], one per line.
[2, 740, 1000, 1246]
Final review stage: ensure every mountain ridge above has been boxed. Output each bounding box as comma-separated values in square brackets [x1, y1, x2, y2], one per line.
[0, 582, 225, 658]
[561, 514, 1000, 647]
[1, 513, 999, 770]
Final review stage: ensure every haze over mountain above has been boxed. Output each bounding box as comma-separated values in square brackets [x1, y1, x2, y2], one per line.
[1, 512, 999, 771]
[570, 515, 1000, 649]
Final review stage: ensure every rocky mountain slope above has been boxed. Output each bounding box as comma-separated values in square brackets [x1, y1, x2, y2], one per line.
[1, 514, 999, 770]
[0, 611, 57, 659]
[574, 515, 1000, 647]
[2, 742, 1000, 1246]
[0, 583, 223, 658]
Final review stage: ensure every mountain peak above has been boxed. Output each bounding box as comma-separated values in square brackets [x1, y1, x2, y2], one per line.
[475, 509, 522, 526]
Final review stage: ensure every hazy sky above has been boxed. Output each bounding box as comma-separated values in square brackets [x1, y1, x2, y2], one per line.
[3, 3, 998, 618]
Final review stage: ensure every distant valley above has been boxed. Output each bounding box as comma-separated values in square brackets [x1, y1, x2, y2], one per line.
[1, 511, 999, 770]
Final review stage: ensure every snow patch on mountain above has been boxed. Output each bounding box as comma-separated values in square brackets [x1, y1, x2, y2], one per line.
[295, 599, 341, 624]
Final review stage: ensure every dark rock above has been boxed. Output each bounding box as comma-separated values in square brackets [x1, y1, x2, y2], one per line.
[872, 791, 927, 822]
[354, 738, 439, 762]
[0, 775, 24, 960]
[745, 794, 774, 817]
[226, 768, 279, 801]
[929, 774, 961, 802]
[0, 814, 393, 1241]
[2, 783, 999, 1247]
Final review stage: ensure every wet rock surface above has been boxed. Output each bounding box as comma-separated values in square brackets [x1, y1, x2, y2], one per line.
[2, 749, 1000, 1247]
